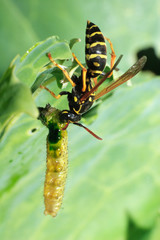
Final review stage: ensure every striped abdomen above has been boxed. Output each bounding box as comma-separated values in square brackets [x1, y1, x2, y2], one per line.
[85, 21, 107, 78]
[44, 124, 68, 217]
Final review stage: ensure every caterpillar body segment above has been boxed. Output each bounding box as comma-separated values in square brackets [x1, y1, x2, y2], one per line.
[45, 128, 68, 217]
[38, 104, 68, 217]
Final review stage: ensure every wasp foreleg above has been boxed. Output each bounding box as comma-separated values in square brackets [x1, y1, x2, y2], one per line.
[72, 53, 87, 92]
[40, 85, 70, 99]
[47, 53, 76, 87]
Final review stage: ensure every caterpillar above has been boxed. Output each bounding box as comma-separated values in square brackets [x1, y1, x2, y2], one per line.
[38, 104, 68, 217]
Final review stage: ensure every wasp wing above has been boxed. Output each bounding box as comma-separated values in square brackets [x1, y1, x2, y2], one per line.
[95, 56, 147, 100]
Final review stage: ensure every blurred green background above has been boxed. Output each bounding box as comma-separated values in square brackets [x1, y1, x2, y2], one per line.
[1, 0, 159, 75]
[0, 0, 160, 240]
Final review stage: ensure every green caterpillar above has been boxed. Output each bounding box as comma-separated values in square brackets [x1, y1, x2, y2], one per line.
[38, 104, 68, 217]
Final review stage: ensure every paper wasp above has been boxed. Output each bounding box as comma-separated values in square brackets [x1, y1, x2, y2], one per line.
[40, 21, 147, 140]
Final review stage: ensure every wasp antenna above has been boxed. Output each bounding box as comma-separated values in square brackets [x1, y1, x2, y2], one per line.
[62, 122, 70, 130]
[73, 122, 103, 140]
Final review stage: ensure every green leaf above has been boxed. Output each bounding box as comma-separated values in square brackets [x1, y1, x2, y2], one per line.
[69, 38, 81, 50]
[0, 36, 72, 138]
[0, 64, 38, 138]
[1, 72, 160, 240]
[15, 36, 72, 87]
[0, 1, 160, 240]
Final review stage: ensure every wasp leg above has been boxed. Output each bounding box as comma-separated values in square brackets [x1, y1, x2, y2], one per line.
[47, 53, 76, 87]
[80, 55, 123, 102]
[104, 37, 116, 77]
[93, 77, 98, 91]
[40, 85, 70, 99]
[40, 85, 61, 99]
[93, 77, 97, 85]
[72, 53, 87, 92]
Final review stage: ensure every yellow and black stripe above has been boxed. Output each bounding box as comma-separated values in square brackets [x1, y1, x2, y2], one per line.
[85, 21, 107, 78]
